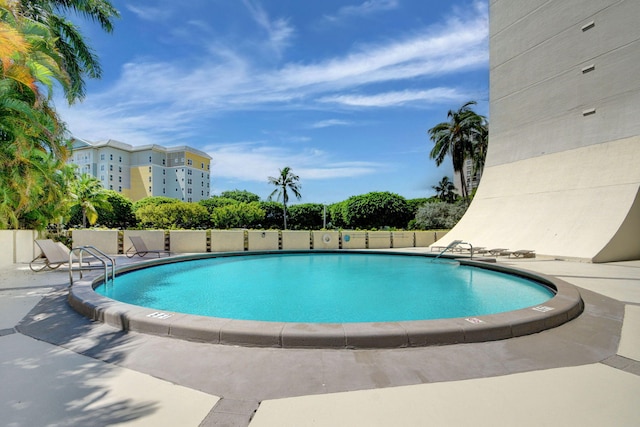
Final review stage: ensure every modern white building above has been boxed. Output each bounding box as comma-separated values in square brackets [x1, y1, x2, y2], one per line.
[435, 0, 640, 262]
[69, 139, 212, 202]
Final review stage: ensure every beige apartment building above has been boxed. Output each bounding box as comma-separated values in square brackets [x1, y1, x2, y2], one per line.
[70, 139, 211, 202]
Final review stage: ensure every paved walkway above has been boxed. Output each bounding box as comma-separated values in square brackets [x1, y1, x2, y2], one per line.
[1, 256, 639, 426]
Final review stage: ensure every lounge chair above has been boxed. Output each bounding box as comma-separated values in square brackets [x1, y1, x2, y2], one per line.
[126, 236, 170, 258]
[430, 240, 464, 252]
[510, 249, 536, 258]
[29, 239, 95, 272]
[487, 248, 509, 256]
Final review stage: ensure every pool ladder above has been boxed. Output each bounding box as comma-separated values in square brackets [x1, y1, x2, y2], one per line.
[68, 245, 116, 285]
[434, 240, 474, 260]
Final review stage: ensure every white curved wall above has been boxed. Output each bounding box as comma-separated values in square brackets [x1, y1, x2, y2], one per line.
[437, 0, 640, 262]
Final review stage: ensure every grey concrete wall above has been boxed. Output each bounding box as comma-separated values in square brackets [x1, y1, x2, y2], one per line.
[438, 0, 640, 262]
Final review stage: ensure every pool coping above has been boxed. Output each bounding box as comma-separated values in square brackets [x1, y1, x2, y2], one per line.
[67, 251, 584, 349]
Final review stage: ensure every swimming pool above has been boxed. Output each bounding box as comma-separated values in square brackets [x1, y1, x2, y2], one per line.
[69, 251, 584, 348]
[95, 253, 554, 323]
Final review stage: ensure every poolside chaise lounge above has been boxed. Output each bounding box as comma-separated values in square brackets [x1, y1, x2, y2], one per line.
[508, 249, 536, 258]
[430, 240, 465, 253]
[126, 236, 171, 258]
[29, 239, 96, 272]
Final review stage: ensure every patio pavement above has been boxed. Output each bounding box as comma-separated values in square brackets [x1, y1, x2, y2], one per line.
[1, 254, 639, 426]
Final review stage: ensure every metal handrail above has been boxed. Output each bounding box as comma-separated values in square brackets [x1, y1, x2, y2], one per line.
[69, 245, 116, 285]
[434, 240, 474, 260]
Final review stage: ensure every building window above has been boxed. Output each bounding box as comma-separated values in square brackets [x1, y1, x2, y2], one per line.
[149, 156, 152, 163]
[187, 178, 192, 185]
[187, 188, 192, 194]
[162, 169, 165, 175]
[187, 159, 193, 166]
[148, 176, 152, 183]
[119, 156, 122, 163]
[163, 179, 165, 184]
[148, 166, 152, 173]
[109, 185, 113, 190]
[100, 175, 104, 181]
[187, 169, 192, 175]
[201, 172, 204, 178]
[207, 164, 210, 170]
[201, 190, 204, 196]
[201, 162, 204, 169]
[118, 186, 122, 192]
[100, 165, 105, 171]
[109, 164, 113, 171]
[149, 186, 152, 192]
[119, 176, 122, 183]
[162, 159, 165, 165]
[188, 198, 192, 202]
[119, 166, 122, 173]
[201, 181, 204, 187]
[110, 154, 113, 160]
[109, 175, 113, 181]
[163, 188, 165, 194]
[100, 154, 105, 160]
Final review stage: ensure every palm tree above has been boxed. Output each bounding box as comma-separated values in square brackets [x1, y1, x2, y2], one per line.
[428, 101, 487, 201]
[0, 0, 118, 229]
[432, 176, 457, 203]
[16, 0, 120, 102]
[268, 166, 302, 230]
[68, 174, 111, 227]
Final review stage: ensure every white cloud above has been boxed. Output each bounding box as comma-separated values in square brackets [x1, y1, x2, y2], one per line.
[242, 0, 295, 57]
[318, 88, 466, 107]
[202, 142, 384, 182]
[60, 2, 488, 145]
[311, 119, 353, 129]
[324, 0, 400, 23]
[125, 5, 172, 22]
[97, 5, 486, 111]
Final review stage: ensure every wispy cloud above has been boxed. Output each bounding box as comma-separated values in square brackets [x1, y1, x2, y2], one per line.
[203, 142, 384, 182]
[88, 4, 486, 113]
[125, 4, 172, 22]
[242, 0, 295, 58]
[319, 88, 467, 107]
[60, 1, 488, 185]
[324, 0, 400, 23]
[311, 119, 354, 129]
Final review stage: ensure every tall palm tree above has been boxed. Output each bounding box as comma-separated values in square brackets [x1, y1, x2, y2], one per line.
[268, 166, 301, 230]
[16, 0, 120, 103]
[0, 0, 118, 229]
[68, 173, 111, 227]
[432, 176, 457, 203]
[428, 101, 486, 200]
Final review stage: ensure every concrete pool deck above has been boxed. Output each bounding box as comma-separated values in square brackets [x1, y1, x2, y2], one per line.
[1, 252, 639, 426]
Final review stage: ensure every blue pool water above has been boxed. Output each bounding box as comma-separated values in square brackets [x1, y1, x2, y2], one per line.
[96, 253, 554, 323]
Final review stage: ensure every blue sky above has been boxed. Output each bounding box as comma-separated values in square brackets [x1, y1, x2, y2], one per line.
[57, 0, 489, 204]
